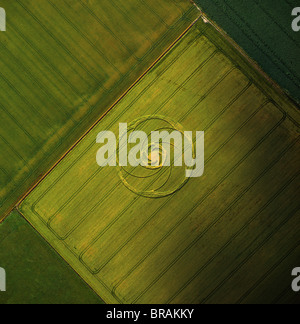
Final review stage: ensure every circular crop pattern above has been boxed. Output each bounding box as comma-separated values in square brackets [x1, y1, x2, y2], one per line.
[117, 115, 194, 198]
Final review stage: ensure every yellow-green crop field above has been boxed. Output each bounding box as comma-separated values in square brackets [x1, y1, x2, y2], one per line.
[19, 18, 300, 304]
[0, 0, 198, 218]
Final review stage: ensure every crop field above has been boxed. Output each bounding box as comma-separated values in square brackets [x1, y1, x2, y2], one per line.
[0, 0, 198, 219]
[19, 18, 300, 304]
[0, 210, 102, 304]
[195, 0, 300, 104]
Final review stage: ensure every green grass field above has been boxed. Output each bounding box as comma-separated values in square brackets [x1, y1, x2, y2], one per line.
[0, 210, 103, 304]
[19, 18, 300, 304]
[0, 0, 199, 219]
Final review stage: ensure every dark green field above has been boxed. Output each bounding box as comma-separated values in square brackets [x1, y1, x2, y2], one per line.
[195, 0, 300, 103]
[19, 18, 300, 304]
[0, 0, 198, 219]
[0, 210, 103, 304]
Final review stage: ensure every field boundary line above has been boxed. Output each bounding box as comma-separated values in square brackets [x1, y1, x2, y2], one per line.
[15, 14, 202, 216]
[0, 3, 197, 219]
